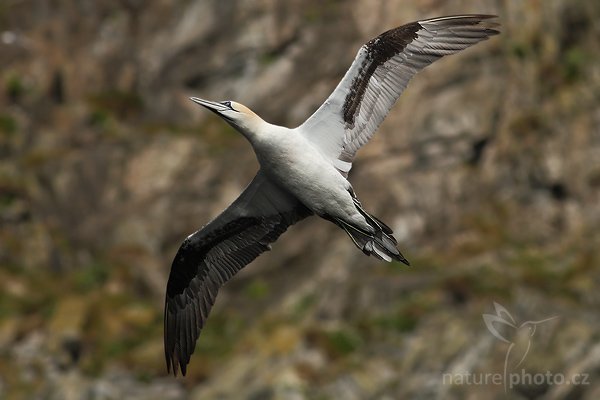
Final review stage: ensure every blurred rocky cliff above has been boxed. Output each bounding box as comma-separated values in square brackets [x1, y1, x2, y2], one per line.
[0, 0, 599, 399]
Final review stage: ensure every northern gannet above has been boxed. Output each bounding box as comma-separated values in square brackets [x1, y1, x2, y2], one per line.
[165, 14, 499, 375]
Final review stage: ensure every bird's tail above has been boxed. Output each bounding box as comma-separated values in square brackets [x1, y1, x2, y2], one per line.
[331, 200, 410, 265]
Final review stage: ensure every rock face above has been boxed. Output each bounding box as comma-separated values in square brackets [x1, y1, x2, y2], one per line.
[1, 0, 599, 398]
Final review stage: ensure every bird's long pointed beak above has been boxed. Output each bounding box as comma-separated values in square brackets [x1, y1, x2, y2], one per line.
[189, 97, 228, 114]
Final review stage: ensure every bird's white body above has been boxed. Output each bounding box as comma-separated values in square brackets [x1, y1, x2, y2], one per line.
[248, 122, 368, 230]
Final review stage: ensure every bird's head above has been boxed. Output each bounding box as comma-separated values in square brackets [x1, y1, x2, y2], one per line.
[190, 97, 261, 137]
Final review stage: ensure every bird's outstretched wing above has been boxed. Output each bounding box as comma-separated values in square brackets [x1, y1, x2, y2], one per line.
[299, 15, 499, 176]
[164, 172, 311, 375]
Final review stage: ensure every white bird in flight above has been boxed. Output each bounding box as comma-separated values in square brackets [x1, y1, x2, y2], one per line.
[164, 14, 499, 375]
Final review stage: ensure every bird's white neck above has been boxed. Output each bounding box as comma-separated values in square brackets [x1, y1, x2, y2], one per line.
[231, 114, 279, 146]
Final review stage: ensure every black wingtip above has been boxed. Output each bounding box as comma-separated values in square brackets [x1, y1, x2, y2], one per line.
[479, 15, 501, 36]
[165, 352, 177, 377]
[393, 251, 411, 266]
[166, 358, 172, 375]
[426, 14, 501, 34]
[165, 356, 187, 377]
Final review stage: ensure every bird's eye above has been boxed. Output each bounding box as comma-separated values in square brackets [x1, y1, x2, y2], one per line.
[221, 101, 239, 112]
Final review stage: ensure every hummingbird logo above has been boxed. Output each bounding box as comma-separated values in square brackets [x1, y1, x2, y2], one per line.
[483, 302, 557, 393]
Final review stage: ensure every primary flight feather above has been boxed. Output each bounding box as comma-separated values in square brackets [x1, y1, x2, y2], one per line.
[165, 14, 499, 375]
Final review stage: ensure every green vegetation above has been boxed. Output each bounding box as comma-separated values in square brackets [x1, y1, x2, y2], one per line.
[510, 42, 528, 60]
[563, 47, 586, 83]
[0, 257, 167, 379]
[195, 312, 244, 355]
[302, 0, 343, 23]
[72, 262, 110, 292]
[5, 73, 26, 101]
[307, 327, 363, 359]
[292, 293, 317, 319]
[373, 312, 419, 333]
[0, 192, 15, 208]
[87, 90, 144, 119]
[324, 329, 362, 357]
[245, 278, 270, 300]
[259, 51, 278, 66]
[88, 109, 112, 128]
[0, 113, 17, 135]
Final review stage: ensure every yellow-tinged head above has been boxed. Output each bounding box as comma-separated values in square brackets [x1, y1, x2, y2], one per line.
[190, 97, 263, 138]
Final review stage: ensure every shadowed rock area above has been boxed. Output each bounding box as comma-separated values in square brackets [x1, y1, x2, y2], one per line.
[0, 0, 599, 398]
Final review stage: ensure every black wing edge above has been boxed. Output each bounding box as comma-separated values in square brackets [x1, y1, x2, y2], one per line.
[343, 14, 499, 128]
[164, 208, 311, 376]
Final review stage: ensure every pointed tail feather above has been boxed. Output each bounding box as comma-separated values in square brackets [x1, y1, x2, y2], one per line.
[332, 214, 410, 265]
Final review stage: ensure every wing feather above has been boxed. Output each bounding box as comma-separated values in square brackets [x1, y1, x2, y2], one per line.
[164, 172, 312, 375]
[299, 15, 499, 176]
